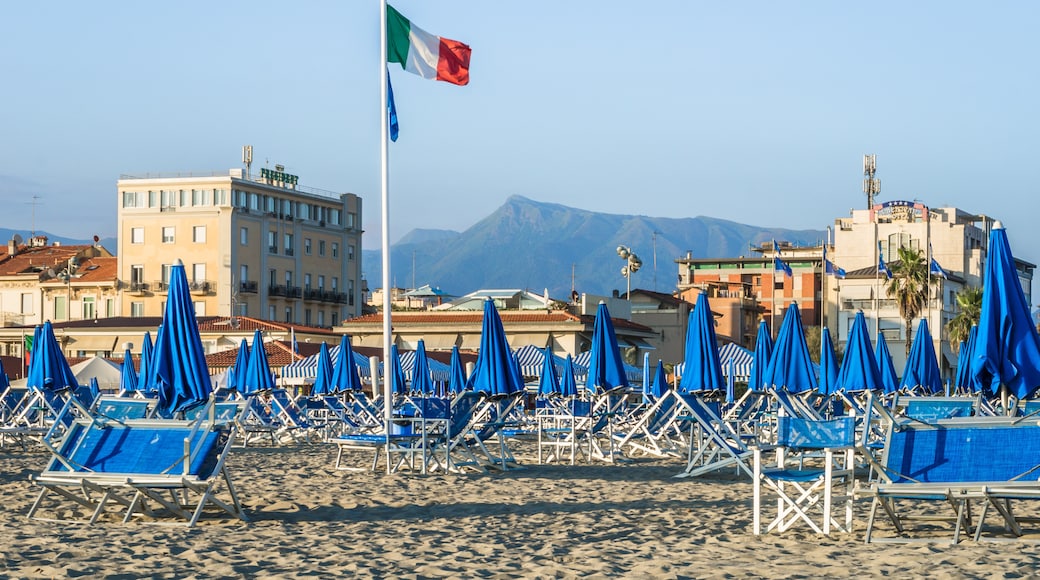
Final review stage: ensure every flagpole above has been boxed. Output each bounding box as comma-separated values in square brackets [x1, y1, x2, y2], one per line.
[874, 224, 880, 341]
[379, 0, 393, 433]
[771, 240, 776, 339]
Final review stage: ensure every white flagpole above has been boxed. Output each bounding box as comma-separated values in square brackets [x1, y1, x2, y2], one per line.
[379, 0, 393, 434]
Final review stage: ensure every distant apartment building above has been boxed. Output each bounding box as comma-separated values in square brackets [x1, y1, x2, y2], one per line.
[116, 165, 363, 327]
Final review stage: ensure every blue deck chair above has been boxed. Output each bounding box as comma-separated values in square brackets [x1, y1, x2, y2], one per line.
[753, 415, 857, 535]
[91, 397, 156, 421]
[614, 390, 684, 458]
[675, 393, 757, 479]
[893, 393, 981, 422]
[266, 389, 318, 443]
[28, 399, 246, 527]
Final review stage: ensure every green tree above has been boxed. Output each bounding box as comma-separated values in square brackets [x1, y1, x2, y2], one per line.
[946, 286, 983, 351]
[886, 246, 933, 356]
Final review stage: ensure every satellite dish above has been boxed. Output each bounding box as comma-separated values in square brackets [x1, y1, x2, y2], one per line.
[46, 268, 56, 278]
[93, 235, 100, 243]
[12, 234, 22, 245]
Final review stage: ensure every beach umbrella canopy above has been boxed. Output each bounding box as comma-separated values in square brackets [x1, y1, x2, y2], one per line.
[136, 331, 154, 394]
[467, 298, 523, 396]
[726, 358, 736, 403]
[330, 335, 364, 393]
[88, 377, 100, 402]
[678, 293, 724, 394]
[537, 346, 561, 397]
[388, 345, 408, 396]
[748, 320, 773, 391]
[875, 335, 899, 395]
[959, 325, 981, 393]
[559, 354, 579, 398]
[152, 261, 212, 417]
[448, 346, 467, 395]
[819, 327, 839, 395]
[899, 319, 943, 394]
[761, 303, 817, 394]
[241, 329, 275, 396]
[412, 340, 434, 396]
[585, 302, 630, 394]
[971, 225, 1040, 401]
[228, 338, 249, 392]
[650, 360, 668, 399]
[119, 347, 138, 393]
[0, 357, 8, 390]
[310, 342, 334, 396]
[835, 311, 884, 393]
[26, 321, 78, 393]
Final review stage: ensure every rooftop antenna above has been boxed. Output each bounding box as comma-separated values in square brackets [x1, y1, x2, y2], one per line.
[27, 194, 42, 238]
[863, 154, 880, 209]
[242, 145, 253, 179]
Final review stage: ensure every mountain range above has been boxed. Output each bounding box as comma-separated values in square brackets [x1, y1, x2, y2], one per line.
[362, 196, 825, 299]
[0, 229, 118, 254]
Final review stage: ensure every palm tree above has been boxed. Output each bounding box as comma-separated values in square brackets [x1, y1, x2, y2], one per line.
[946, 286, 983, 350]
[886, 246, 932, 355]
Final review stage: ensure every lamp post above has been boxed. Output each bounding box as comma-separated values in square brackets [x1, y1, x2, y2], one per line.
[57, 257, 77, 322]
[616, 245, 642, 300]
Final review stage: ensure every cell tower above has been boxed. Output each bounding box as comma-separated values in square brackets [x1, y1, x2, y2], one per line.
[863, 154, 880, 208]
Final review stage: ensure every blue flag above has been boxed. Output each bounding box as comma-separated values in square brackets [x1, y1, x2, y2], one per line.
[773, 241, 792, 277]
[823, 245, 845, 279]
[387, 70, 399, 142]
[928, 244, 947, 279]
[878, 242, 893, 279]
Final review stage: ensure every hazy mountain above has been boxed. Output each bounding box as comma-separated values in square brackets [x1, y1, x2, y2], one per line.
[363, 196, 825, 299]
[0, 228, 118, 255]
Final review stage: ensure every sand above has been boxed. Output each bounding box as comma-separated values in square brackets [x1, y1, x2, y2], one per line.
[3, 440, 1040, 579]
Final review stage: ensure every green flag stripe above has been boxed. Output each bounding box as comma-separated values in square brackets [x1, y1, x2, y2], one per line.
[387, 5, 412, 65]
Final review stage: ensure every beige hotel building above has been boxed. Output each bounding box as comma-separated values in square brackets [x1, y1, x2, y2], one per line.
[117, 165, 363, 326]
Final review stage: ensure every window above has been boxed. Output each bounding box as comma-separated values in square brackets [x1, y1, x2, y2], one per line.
[331, 242, 339, 258]
[249, 193, 260, 211]
[331, 312, 339, 327]
[346, 212, 357, 229]
[269, 269, 277, 287]
[240, 227, 248, 246]
[318, 240, 326, 257]
[304, 273, 312, 290]
[331, 277, 339, 292]
[131, 302, 144, 317]
[284, 233, 294, 256]
[130, 265, 144, 286]
[348, 279, 355, 306]
[240, 264, 249, 284]
[268, 305, 276, 320]
[193, 226, 206, 243]
[304, 238, 312, 255]
[284, 307, 293, 323]
[304, 309, 312, 326]
[162, 226, 175, 243]
[54, 296, 67, 320]
[21, 293, 33, 314]
[317, 311, 325, 327]
[194, 301, 206, 316]
[329, 209, 341, 225]
[82, 296, 95, 319]
[131, 227, 144, 244]
[192, 189, 206, 206]
[214, 189, 228, 205]
[268, 231, 278, 253]
[318, 275, 325, 290]
[161, 264, 171, 287]
[121, 191, 145, 208]
[148, 191, 158, 208]
[161, 190, 176, 209]
[179, 190, 188, 207]
[106, 298, 115, 317]
[192, 263, 206, 283]
[265, 196, 275, 213]
[237, 303, 247, 317]
[348, 244, 355, 261]
[285, 270, 293, 287]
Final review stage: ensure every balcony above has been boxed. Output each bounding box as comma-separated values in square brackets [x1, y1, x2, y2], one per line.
[239, 280, 258, 294]
[189, 280, 212, 295]
[269, 284, 287, 297]
[129, 281, 149, 295]
[304, 288, 322, 301]
[287, 286, 302, 299]
[152, 281, 170, 294]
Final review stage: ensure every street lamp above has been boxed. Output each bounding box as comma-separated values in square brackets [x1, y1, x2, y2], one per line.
[57, 257, 77, 321]
[616, 245, 642, 300]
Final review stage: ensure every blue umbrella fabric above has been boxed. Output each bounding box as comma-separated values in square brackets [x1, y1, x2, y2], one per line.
[537, 346, 561, 397]
[726, 358, 736, 404]
[152, 262, 212, 417]
[559, 355, 579, 398]
[88, 377, 100, 402]
[310, 342, 334, 397]
[971, 225, 1040, 401]
[227, 338, 249, 393]
[899, 319, 943, 394]
[26, 321, 78, 393]
[448, 345, 467, 395]
[331, 335, 364, 393]
[748, 320, 773, 392]
[961, 325, 981, 393]
[0, 357, 9, 390]
[467, 298, 523, 396]
[875, 335, 899, 395]
[761, 303, 817, 394]
[388, 345, 408, 396]
[835, 311, 884, 393]
[241, 329, 275, 396]
[585, 302, 630, 395]
[678, 293, 724, 394]
[136, 331, 154, 394]
[119, 348, 138, 393]
[819, 327, 839, 395]
[650, 360, 668, 399]
[412, 339, 434, 396]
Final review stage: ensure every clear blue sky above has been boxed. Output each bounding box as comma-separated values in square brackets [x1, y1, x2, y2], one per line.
[4, 1, 1039, 273]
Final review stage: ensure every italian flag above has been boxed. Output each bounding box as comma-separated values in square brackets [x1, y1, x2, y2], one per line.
[387, 5, 471, 86]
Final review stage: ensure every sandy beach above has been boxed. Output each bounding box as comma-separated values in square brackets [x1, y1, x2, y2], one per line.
[4, 440, 1040, 579]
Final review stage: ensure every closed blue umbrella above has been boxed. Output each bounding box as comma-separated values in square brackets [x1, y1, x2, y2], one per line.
[954, 339, 970, 392]
[835, 311, 884, 393]
[972, 224, 1040, 401]
[448, 345, 467, 395]
[330, 335, 364, 393]
[412, 339, 434, 396]
[88, 377, 100, 403]
[537, 346, 561, 397]
[678, 293, 724, 394]
[26, 321, 78, 393]
[310, 342, 334, 396]
[960, 325, 981, 393]
[875, 335, 899, 395]
[748, 320, 773, 392]
[0, 357, 9, 390]
[241, 329, 274, 396]
[819, 327, 839, 395]
[228, 338, 249, 393]
[761, 303, 817, 393]
[899, 319, 943, 394]
[650, 360, 668, 399]
[388, 345, 408, 396]
[467, 298, 523, 396]
[726, 358, 736, 403]
[559, 354, 579, 398]
[152, 261, 212, 417]
[585, 302, 630, 395]
[119, 347, 138, 393]
[136, 331, 154, 394]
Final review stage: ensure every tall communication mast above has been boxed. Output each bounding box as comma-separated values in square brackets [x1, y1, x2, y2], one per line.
[863, 154, 880, 208]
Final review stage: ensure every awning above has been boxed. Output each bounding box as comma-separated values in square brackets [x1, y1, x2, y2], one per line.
[459, 334, 481, 350]
[623, 337, 657, 350]
[507, 334, 551, 349]
[418, 334, 460, 350]
[66, 335, 117, 353]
